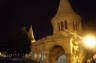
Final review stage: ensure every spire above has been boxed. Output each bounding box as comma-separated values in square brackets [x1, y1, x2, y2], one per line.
[27, 25, 36, 43]
[56, 0, 74, 17]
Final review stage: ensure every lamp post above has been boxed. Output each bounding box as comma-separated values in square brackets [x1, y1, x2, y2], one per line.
[82, 35, 96, 49]
[72, 33, 96, 63]
[81, 34, 96, 62]
[65, 30, 96, 63]
[82, 34, 96, 63]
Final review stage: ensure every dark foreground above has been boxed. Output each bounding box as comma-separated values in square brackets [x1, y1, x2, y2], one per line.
[0, 57, 38, 63]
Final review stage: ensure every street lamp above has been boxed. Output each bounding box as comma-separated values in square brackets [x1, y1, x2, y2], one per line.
[81, 34, 96, 63]
[82, 35, 96, 49]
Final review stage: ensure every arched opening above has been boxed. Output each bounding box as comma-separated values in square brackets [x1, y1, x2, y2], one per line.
[64, 20, 68, 29]
[73, 21, 78, 31]
[49, 45, 66, 63]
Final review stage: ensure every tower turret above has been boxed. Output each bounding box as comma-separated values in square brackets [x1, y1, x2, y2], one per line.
[27, 25, 36, 43]
[51, 0, 82, 35]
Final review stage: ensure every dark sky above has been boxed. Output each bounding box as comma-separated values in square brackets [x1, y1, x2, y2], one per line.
[70, 0, 96, 17]
[0, 0, 96, 51]
[70, 0, 96, 33]
[0, 0, 59, 41]
[1, 0, 96, 39]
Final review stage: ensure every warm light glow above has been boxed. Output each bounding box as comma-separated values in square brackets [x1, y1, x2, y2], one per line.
[82, 35, 96, 48]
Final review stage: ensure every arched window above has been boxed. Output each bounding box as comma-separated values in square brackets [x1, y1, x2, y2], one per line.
[64, 20, 67, 29]
[57, 20, 68, 31]
[73, 21, 75, 30]
[73, 21, 78, 31]
[61, 21, 64, 31]
[57, 22, 61, 31]
[76, 21, 78, 30]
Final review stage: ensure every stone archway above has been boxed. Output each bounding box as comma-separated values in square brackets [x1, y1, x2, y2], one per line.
[49, 45, 66, 63]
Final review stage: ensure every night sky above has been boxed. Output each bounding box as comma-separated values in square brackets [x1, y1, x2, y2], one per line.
[0, 0, 96, 51]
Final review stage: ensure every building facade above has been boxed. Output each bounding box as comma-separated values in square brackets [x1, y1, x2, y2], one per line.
[25, 0, 87, 63]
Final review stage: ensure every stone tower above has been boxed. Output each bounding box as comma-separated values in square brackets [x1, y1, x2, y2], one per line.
[51, 0, 82, 35]
[26, 0, 86, 63]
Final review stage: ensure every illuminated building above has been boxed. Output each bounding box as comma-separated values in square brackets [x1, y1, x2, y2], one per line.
[25, 0, 86, 63]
